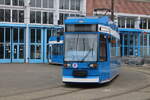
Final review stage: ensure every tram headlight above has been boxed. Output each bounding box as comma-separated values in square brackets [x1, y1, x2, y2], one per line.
[64, 64, 71, 68]
[89, 64, 97, 68]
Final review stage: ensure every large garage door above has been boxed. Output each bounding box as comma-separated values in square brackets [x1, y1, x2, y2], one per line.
[29, 28, 43, 63]
[0, 27, 25, 63]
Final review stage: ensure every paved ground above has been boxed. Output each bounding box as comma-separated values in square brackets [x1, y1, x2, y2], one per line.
[0, 64, 150, 100]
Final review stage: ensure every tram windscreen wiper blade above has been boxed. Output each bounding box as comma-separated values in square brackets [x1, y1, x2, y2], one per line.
[81, 48, 93, 62]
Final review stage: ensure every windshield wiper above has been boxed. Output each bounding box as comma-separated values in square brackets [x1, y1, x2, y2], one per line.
[81, 48, 93, 62]
[81, 40, 95, 62]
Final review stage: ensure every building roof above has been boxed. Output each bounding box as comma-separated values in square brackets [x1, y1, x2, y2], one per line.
[87, 0, 150, 16]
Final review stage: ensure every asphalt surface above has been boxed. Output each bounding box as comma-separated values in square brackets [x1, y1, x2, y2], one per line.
[0, 64, 150, 100]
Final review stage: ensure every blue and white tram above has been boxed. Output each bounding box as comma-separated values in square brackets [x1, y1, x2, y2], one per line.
[48, 28, 64, 64]
[62, 16, 121, 84]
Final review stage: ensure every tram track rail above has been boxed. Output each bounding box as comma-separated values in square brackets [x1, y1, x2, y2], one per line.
[31, 87, 84, 100]
[32, 67, 150, 100]
[1, 66, 150, 100]
[0, 85, 63, 98]
[0, 84, 86, 100]
[93, 67, 150, 100]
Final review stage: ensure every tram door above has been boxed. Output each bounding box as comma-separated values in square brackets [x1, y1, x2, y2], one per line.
[0, 28, 25, 63]
[49, 44, 63, 64]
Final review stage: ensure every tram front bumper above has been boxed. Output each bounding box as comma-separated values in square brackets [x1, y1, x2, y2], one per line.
[62, 76, 100, 83]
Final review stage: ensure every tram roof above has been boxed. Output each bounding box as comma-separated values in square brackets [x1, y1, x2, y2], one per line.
[65, 16, 112, 25]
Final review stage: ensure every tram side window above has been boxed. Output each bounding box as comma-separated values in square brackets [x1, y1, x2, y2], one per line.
[100, 35, 107, 61]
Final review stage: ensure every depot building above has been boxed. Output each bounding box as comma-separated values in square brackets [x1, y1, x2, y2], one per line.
[86, 0, 150, 57]
[0, 0, 86, 63]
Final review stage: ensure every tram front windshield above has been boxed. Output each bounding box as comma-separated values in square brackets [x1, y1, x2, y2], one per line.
[64, 34, 97, 62]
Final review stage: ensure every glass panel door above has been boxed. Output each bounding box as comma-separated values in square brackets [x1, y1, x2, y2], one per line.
[0, 28, 11, 63]
[129, 34, 134, 56]
[29, 28, 43, 63]
[0, 27, 25, 63]
[12, 28, 25, 63]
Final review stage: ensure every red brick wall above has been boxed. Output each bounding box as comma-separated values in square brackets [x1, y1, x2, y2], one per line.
[86, 0, 150, 16]
[86, 0, 94, 16]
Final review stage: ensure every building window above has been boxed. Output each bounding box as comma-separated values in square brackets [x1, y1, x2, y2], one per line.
[43, 0, 48, 8]
[0, 0, 11, 5]
[43, 12, 47, 24]
[59, 13, 82, 25]
[118, 17, 126, 28]
[19, 10, 24, 23]
[19, 0, 24, 6]
[43, 0, 53, 8]
[70, 14, 76, 17]
[71, 0, 76, 10]
[64, 0, 69, 9]
[0, 0, 4, 5]
[49, 13, 53, 24]
[140, 18, 147, 29]
[0, 9, 24, 23]
[36, 0, 41, 7]
[12, 10, 24, 23]
[30, 11, 36, 23]
[5, 0, 11, 5]
[31, 0, 35, 7]
[60, 0, 80, 10]
[31, 0, 41, 7]
[12, 10, 18, 22]
[36, 11, 41, 23]
[49, 0, 53, 8]
[42, 12, 53, 24]
[59, 13, 63, 25]
[59, 0, 69, 9]
[126, 17, 135, 28]
[76, 0, 80, 10]
[59, 0, 63, 9]
[5, 9, 10, 22]
[0, 9, 4, 22]
[30, 11, 41, 24]
[13, 0, 24, 6]
[13, 0, 18, 6]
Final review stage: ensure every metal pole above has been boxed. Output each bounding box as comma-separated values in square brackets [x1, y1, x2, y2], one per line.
[111, 0, 114, 21]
